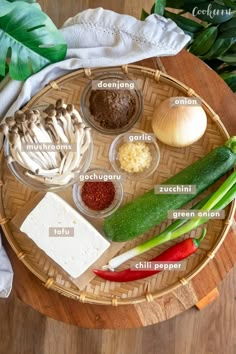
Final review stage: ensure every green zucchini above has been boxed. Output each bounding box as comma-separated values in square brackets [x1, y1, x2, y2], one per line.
[103, 138, 236, 242]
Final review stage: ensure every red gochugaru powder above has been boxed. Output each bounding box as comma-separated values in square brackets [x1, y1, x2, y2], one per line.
[81, 182, 115, 211]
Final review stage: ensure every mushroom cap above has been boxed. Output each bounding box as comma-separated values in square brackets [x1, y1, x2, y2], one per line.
[33, 109, 40, 118]
[47, 109, 57, 118]
[15, 115, 26, 124]
[44, 104, 55, 115]
[5, 117, 16, 126]
[8, 131, 19, 145]
[0, 124, 9, 135]
[14, 110, 25, 119]
[66, 104, 74, 113]
[12, 126, 19, 133]
[25, 111, 37, 123]
[56, 99, 64, 109]
[56, 111, 62, 118]
[62, 108, 69, 116]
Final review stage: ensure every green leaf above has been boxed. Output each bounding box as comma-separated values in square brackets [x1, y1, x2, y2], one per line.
[221, 72, 236, 91]
[191, 2, 233, 24]
[189, 26, 218, 55]
[204, 58, 224, 70]
[154, 0, 166, 16]
[215, 0, 226, 5]
[164, 10, 204, 33]
[141, 8, 149, 20]
[0, 0, 67, 81]
[230, 43, 236, 51]
[222, 66, 236, 74]
[218, 28, 236, 38]
[166, 0, 185, 9]
[31, 3, 41, 9]
[217, 65, 236, 74]
[217, 53, 236, 63]
[202, 37, 235, 59]
[183, 0, 215, 12]
[0, 1, 14, 14]
[184, 30, 196, 40]
[219, 17, 236, 32]
[187, 0, 211, 2]
[223, 0, 236, 9]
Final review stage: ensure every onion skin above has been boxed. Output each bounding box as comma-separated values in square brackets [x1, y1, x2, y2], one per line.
[152, 97, 207, 147]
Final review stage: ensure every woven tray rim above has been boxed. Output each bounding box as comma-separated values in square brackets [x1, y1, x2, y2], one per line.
[1, 64, 235, 306]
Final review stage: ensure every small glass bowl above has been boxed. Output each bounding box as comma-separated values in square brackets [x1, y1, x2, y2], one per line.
[109, 131, 160, 179]
[80, 72, 143, 135]
[4, 136, 93, 191]
[72, 169, 123, 218]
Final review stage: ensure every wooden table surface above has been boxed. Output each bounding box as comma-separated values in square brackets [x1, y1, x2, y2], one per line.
[3, 44, 236, 327]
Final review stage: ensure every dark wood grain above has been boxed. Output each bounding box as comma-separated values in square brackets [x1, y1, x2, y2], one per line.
[0, 266, 235, 354]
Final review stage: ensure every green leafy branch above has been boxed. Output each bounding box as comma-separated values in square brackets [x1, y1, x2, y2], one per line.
[141, 0, 236, 92]
[0, 0, 67, 81]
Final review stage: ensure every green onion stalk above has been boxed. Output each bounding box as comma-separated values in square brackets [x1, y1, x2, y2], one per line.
[105, 170, 236, 271]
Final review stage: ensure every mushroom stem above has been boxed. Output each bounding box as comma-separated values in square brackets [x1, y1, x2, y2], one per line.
[28, 121, 52, 144]
[66, 129, 85, 172]
[57, 113, 69, 138]
[35, 168, 60, 177]
[80, 128, 91, 155]
[23, 131, 57, 169]
[25, 171, 46, 183]
[45, 123, 60, 144]
[62, 108, 74, 141]
[62, 152, 75, 174]
[21, 135, 50, 169]
[44, 172, 74, 185]
[9, 146, 25, 166]
[48, 110, 69, 144]
[59, 154, 67, 174]
[9, 133, 44, 173]
[26, 171, 74, 186]
[67, 105, 82, 123]
[21, 136, 49, 169]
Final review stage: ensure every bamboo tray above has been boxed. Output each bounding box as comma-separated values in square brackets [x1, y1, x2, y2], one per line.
[1, 64, 235, 306]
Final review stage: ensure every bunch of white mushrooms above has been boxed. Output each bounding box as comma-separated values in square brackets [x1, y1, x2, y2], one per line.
[0, 99, 92, 186]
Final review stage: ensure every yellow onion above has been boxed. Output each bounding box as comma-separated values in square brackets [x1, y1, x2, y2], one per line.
[152, 97, 207, 147]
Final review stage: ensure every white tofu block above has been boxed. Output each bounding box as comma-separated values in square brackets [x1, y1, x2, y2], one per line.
[20, 192, 110, 278]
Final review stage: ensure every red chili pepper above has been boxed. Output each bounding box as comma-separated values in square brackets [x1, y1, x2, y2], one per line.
[93, 232, 205, 282]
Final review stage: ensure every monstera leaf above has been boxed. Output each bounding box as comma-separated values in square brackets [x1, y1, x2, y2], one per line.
[0, 0, 67, 81]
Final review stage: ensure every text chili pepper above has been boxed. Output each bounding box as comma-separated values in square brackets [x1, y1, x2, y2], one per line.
[93, 229, 206, 282]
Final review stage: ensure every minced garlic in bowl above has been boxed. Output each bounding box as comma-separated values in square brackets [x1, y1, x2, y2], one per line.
[118, 142, 152, 173]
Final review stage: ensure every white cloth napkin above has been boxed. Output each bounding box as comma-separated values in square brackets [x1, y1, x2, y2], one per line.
[0, 7, 190, 297]
[0, 236, 13, 297]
